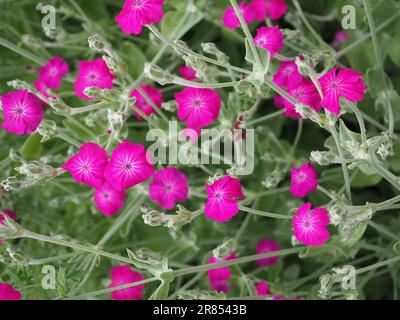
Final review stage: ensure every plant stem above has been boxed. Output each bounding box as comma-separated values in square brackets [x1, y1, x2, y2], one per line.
[362, 0, 394, 135]
[229, 0, 262, 70]
[238, 205, 292, 219]
[247, 109, 285, 126]
[329, 125, 352, 203]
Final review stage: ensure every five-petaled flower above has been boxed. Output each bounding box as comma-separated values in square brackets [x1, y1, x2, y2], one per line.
[116, 0, 165, 35]
[293, 202, 330, 246]
[273, 61, 303, 90]
[204, 176, 245, 223]
[108, 265, 144, 300]
[104, 141, 155, 192]
[37, 56, 69, 90]
[251, 0, 287, 21]
[319, 67, 367, 115]
[130, 84, 163, 120]
[1, 90, 44, 135]
[74, 58, 116, 100]
[149, 167, 189, 210]
[256, 281, 272, 297]
[62, 142, 108, 188]
[207, 253, 237, 293]
[253, 26, 283, 60]
[256, 239, 281, 267]
[222, 2, 255, 30]
[175, 87, 221, 134]
[94, 181, 126, 217]
[290, 162, 318, 198]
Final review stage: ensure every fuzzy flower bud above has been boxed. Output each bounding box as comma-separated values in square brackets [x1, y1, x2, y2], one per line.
[144, 63, 174, 85]
[212, 239, 237, 260]
[37, 120, 57, 142]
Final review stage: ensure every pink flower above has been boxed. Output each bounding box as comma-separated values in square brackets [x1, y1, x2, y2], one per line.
[333, 30, 350, 45]
[205, 176, 245, 223]
[149, 167, 188, 209]
[62, 142, 108, 188]
[175, 87, 221, 134]
[130, 85, 163, 120]
[222, 2, 255, 30]
[207, 253, 237, 293]
[251, 0, 287, 21]
[0, 283, 21, 300]
[104, 141, 154, 192]
[273, 94, 301, 119]
[273, 61, 303, 90]
[256, 281, 271, 296]
[178, 66, 197, 81]
[319, 67, 367, 115]
[108, 265, 144, 300]
[38, 56, 69, 89]
[94, 182, 126, 217]
[1, 90, 44, 135]
[0, 209, 16, 245]
[256, 239, 280, 266]
[254, 26, 283, 60]
[34, 79, 53, 99]
[293, 202, 330, 246]
[116, 0, 165, 35]
[290, 162, 318, 198]
[74, 58, 116, 100]
[284, 79, 322, 112]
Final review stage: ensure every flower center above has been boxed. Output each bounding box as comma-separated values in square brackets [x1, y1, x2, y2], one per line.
[192, 98, 202, 109]
[49, 67, 58, 77]
[297, 172, 307, 182]
[88, 73, 97, 81]
[133, 0, 146, 9]
[164, 183, 173, 192]
[14, 105, 25, 116]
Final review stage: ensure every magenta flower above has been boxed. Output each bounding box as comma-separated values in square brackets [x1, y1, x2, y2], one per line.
[256, 239, 280, 266]
[94, 182, 126, 217]
[284, 79, 322, 112]
[273, 61, 303, 90]
[33, 79, 53, 99]
[207, 253, 237, 293]
[38, 56, 69, 89]
[290, 162, 318, 198]
[0, 209, 16, 245]
[293, 203, 330, 246]
[104, 141, 155, 192]
[130, 85, 163, 120]
[205, 176, 245, 223]
[116, 0, 165, 35]
[0, 283, 21, 300]
[251, 0, 287, 21]
[273, 94, 300, 119]
[108, 265, 144, 300]
[222, 2, 255, 30]
[74, 58, 116, 100]
[319, 67, 367, 115]
[175, 87, 221, 134]
[149, 167, 188, 210]
[333, 30, 350, 45]
[62, 142, 108, 188]
[178, 65, 197, 81]
[256, 281, 271, 296]
[254, 26, 283, 60]
[1, 90, 44, 135]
